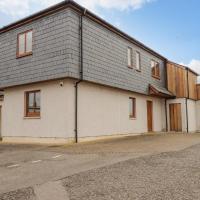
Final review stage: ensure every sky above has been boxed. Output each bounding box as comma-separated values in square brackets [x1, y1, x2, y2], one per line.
[0, 0, 200, 80]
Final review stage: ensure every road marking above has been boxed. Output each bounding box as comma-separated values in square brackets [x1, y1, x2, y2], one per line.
[7, 164, 20, 168]
[31, 160, 42, 163]
[52, 155, 62, 159]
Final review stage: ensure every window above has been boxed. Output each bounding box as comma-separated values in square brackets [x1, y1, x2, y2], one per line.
[129, 97, 136, 118]
[136, 51, 141, 71]
[25, 90, 40, 117]
[127, 47, 133, 67]
[17, 30, 33, 57]
[151, 60, 160, 79]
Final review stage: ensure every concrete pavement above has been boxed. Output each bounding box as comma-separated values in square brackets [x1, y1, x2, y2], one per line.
[0, 133, 200, 199]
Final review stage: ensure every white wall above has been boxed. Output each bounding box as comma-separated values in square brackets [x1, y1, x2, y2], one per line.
[166, 98, 187, 132]
[187, 99, 197, 132]
[78, 82, 166, 137]
[167, 98, 198, 133]
[2, 79, 75, 139]
[196, 101, 200, 131]
[2, 79, 166, 141]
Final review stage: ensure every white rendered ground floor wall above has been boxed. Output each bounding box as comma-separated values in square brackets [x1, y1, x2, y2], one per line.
[1, 78, 167, 143]
[196, 101, 200, 132]
[166, 98, 200, 133]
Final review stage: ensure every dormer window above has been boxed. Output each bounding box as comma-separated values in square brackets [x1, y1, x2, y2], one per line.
[17, 30, 33, 58]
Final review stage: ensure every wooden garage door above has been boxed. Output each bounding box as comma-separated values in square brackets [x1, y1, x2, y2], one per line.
[169, 103, 182, 132]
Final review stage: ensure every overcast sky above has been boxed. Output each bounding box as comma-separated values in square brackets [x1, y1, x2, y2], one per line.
[0, 0, 200, 80]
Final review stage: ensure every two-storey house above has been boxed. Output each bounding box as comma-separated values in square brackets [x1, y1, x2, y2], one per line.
[0, 0, 199, 143]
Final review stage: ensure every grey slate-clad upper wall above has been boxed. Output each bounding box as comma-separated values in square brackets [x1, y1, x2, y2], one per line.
[80, 14, 166, 94]
[0, 8, 79, 88]
[69, 9, 166, 95]
[0, 7, 166, 96]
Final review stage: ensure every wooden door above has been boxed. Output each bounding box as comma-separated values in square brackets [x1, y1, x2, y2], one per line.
[0, 106, 1, 139]
[147, 101, 153, 132]
[169, 103, 182, 132]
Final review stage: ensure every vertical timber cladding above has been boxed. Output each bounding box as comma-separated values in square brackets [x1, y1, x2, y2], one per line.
[169, 103, 182, 132]
[167, 63, 176, 95]
[167, 63, 187, 98]
[197, 84, 200, 100]
[188, 71, 198, 100]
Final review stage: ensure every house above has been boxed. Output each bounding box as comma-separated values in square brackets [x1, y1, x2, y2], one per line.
[0, 0, 199, 144]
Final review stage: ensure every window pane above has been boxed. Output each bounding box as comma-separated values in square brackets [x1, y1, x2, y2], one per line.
[151, 60, 155, 68]
[28, 93, 34, 107]
[129, 98, 133, 116]
[136, 52, 140, 70]
[127, 48, 132, 66]
[26, 31, 32, 52]
[151, 60, 156, 76]
[35, 92, 40, 107]
[156, 63, 160, 77]
[18, 34, 25, 55]
[28, 108, 34, 113]
[132, 98, 135, 117]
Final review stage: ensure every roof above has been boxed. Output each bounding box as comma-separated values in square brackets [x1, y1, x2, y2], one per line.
[0, 0, 166, 60]
[149, 84, 175, 98]
[167, 60, 199, 76]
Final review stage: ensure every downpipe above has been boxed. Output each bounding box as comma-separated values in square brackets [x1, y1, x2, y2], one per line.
[74, 10, 86, 143]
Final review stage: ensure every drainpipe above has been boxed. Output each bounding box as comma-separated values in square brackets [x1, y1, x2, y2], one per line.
[164, 59, 168, 132]
[74, 10, 85, 143]
[165, 99, 168, 132]
[186, 69, 189, 133]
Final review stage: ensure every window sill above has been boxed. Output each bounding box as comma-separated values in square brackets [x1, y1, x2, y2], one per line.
[129, 117, 136, 120]
[128, 65, 133, 69]
[24, 116, 41, 119]
[17, 52, 32, 59]
[152, 75, 160, 80]
[135, 69, 141, 72]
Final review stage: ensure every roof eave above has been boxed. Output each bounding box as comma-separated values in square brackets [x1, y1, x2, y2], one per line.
[0, 0, 166, 60]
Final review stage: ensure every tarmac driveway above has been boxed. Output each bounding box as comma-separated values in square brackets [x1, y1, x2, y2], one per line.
[0, 133, 200, 200]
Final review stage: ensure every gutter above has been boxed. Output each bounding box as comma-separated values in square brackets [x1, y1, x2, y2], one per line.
[0, 0, 166, 60]
[74, 9, 86, 143]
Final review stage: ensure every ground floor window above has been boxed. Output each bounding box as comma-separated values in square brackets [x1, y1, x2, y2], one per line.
[129, 97, 136, 119]
[25, 90, 40, 117]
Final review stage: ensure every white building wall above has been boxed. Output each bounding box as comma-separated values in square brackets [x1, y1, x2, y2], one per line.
[196, 101, 200, 132]
[2, 79, 166, 143]
[78, 82, 166, 138]
[187, 99, 197, 132]
[2, 79, 75, 141]
[167, 98, 198, 133]
[166, 98, 187, 132]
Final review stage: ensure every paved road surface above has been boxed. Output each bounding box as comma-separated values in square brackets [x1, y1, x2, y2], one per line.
[63, 143, 200, 200]
[0, 133, 200, 199]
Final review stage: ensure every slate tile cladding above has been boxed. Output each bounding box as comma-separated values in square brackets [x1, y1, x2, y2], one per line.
[0, 9, 80, 88]
[0, 5, 166, 95]
[70, 10, 166, 95]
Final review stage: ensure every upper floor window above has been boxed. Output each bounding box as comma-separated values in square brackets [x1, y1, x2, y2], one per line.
[151, 60, 160, 79]
[129, 97, 136, 119]
[25, 90, 40, 117]
[127, 47, 133, 68]
[136, 51, 141, 71]
[17, 30, 33, 58]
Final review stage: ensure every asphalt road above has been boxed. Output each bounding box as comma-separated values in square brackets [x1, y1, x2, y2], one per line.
[1, 133, 200, 200]
[63, 143, 200, 200]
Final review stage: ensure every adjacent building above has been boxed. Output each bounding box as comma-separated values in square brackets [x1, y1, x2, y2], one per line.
[0, 0, 199, 143]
